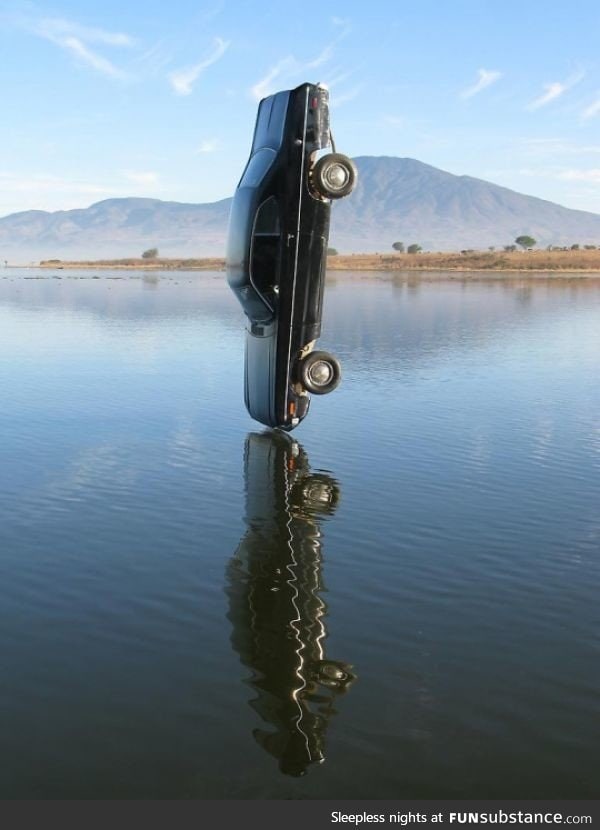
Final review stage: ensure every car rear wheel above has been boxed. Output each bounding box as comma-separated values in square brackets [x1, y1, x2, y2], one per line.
[299, 350, 341, 395]
[311, 153, 357, 199]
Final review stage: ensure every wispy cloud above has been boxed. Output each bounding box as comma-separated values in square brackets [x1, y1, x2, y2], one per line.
[130, 41, 174, 76]
[168, 37, 230, 96]
[332, 84, 364, 108]
[528, 70, 585, 110]
[460, 68, 502, 99]
[518, 165, 600, 185]
[196, 139, 218, 154]
[0, 169, 164, 214]
[56, 36, 128, 79]
[523, 138, 600, 155]
[20, 13, 135, 79]
[0, 171, 116, 197]
[582, 94, 600, 120]
[305, 44, 335, 69]
[557, 168, 600, 183]
[249, 20, 351, 101]
[326, 69, 353, 89]
[122, 170, 159, 186]
[35, 17, 135, 47]
[250, 57, 294, 101]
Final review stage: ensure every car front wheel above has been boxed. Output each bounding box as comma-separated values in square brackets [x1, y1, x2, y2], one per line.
[311, 153, 357, 199]
[299, 350, 342, 395]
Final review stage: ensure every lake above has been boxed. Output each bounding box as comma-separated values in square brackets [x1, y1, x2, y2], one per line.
[0, 268, 599, 799]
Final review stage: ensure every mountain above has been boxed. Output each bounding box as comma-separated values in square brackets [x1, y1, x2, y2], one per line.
[2, 157, 600, 261]
[332, 157, 600, 252]
[0, 197, 232, 262]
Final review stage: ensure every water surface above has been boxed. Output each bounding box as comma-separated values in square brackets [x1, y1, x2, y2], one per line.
[1, 268, 599, 798]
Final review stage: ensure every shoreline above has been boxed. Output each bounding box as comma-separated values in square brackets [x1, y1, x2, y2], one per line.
[4, 250, 600, 276]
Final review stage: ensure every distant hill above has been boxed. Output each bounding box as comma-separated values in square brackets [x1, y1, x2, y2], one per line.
[2, 156, 600, 261]
[0, 197, 232, 262]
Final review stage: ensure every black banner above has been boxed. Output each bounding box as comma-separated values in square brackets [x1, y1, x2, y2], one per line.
[1, 799, 599, 829]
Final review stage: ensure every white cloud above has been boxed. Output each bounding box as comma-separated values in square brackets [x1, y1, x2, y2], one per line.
[0, 172, 123, 216]
[251, 54, 361, 105]
[196, 140, 218, 154]
[582, 95, 600, 120]
[0, 171, 116, 200]
[331, 84, 364, 108]
[35, 17, 135, 47]
[305, 44, 335, 69]
[517, 166, 600, 185]
[122, 171, 159, 186]
[169, 37, 230, 96]
[326, 70, 352, 89]
[460, 68, 502, 99]
[250, 57, 294, 101]
[0, 170, 162, 215]
[17, 12, 135, 79]
[557, 168, 600, 183]
[249, 21, 350, 101]
[527, 70, 585, 110]
[523, 138, 600, 155]
[58, 36, 129, 79]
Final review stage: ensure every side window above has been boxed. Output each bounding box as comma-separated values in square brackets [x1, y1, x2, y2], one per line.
[250, 197, 281, 308]
[239, 149, 276, 188]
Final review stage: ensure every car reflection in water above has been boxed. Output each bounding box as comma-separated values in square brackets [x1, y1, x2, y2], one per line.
[226, 431, 356, 777]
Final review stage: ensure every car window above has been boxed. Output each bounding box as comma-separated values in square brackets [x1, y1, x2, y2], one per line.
[252, 91, 289, 152]
[239, 148, 276, 188]
[250, 197, 281, 308]
[253, 195, 280, 235]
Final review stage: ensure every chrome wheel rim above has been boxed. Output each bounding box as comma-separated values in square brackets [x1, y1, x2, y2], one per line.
[324, 163, 349, 191]
[308, 360, 333, 386]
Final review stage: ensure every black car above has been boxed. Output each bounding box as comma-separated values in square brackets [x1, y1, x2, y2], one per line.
[226, 81, 356, 430]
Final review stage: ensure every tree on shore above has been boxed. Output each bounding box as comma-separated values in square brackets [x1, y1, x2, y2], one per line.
[327, 247, 338, 256]
[515, 235, 536, 250]
[142, 247, 159, 259]
[392, 241, 405, 252]
[407, 243, 422, 254]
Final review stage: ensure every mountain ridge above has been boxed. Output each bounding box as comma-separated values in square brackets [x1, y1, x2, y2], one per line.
[1, 156, 599, 261]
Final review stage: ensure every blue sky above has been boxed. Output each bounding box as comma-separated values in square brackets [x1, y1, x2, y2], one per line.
[1, 0, 599, 217]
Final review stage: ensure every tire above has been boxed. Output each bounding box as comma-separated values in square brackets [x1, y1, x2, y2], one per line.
[299, 350, 341, 395]
[311, 153, 357, 199]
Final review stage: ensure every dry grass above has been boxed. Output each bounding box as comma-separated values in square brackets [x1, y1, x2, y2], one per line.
[326, 249, 600, 272]
[38, 249, 600, 273]
[39, 257, 225, 270]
